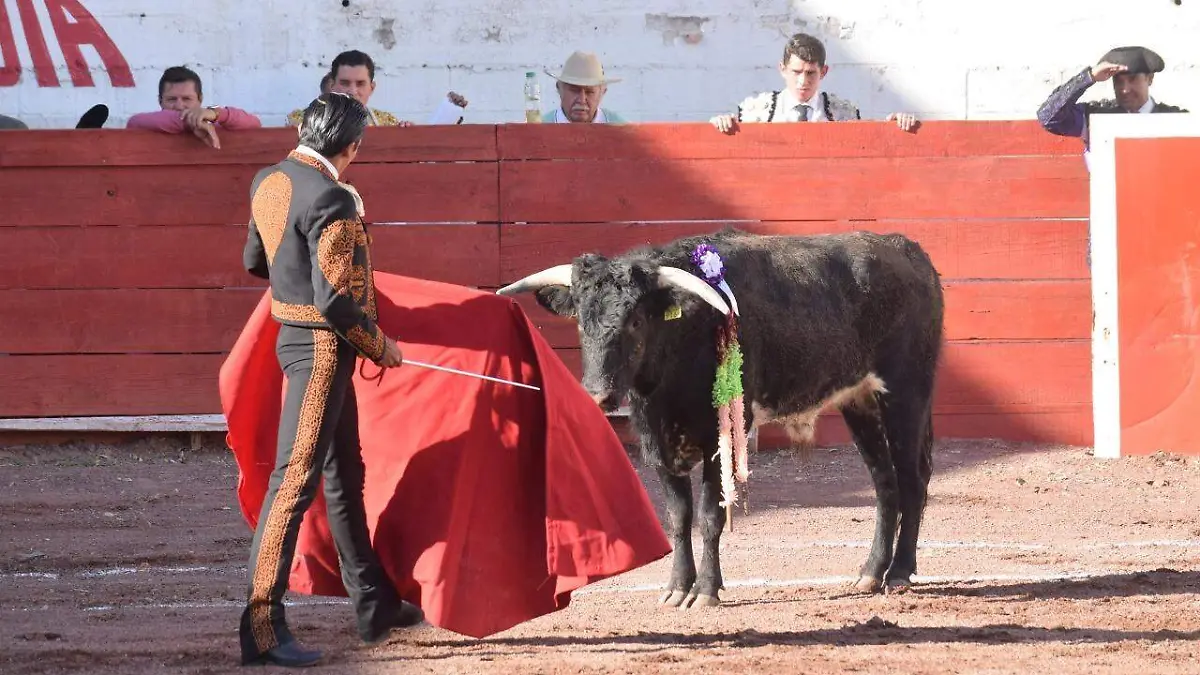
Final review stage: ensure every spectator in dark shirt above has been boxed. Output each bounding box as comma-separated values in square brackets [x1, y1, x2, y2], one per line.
[1037, 45, 1187, 155]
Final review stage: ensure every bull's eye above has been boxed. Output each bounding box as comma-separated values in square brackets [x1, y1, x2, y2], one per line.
[629, 317, 641, 330]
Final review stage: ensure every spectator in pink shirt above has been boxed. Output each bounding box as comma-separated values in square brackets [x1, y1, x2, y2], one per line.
[126, 66, 261, 149]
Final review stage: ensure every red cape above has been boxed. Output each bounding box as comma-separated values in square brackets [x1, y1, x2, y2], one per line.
[218, 272, 671, 638]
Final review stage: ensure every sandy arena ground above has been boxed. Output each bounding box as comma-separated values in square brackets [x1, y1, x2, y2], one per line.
[2, 434, 1199, 674]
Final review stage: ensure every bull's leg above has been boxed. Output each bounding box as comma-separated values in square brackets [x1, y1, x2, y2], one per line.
[655, 466, 696, 608]
[682, 454, 724, 608]
[840, 395, 899, 594]
[880, 393, 935, 593]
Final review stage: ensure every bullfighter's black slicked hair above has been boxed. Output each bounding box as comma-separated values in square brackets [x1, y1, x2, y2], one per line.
[298, 92, 370, 158]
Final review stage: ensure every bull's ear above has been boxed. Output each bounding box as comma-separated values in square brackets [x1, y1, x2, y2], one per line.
[644, 287, 676, 318]
[534, 286, 576, 317]
[654, 287, 715, 321]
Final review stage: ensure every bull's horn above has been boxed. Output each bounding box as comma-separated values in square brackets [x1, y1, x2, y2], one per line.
[496, 264, 574, 295]
[656, 266, 731, 315]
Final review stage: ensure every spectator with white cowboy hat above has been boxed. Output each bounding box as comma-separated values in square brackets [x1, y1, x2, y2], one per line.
[544, 51, 626, 123]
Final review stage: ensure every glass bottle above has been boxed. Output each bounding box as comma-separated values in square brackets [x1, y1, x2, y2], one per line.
[524, 71, 542, 123]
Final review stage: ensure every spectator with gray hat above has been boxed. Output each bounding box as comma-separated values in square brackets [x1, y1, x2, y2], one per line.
[1037, 45, 1188, 142]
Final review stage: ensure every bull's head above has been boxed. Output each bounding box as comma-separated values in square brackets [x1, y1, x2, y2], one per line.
[496, 254, 730, 411]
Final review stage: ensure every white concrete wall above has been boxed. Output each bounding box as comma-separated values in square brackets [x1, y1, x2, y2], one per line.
[1, 0, 1196, 129]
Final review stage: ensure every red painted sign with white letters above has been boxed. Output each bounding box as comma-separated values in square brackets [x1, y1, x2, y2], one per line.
[0, 0, 133, 87]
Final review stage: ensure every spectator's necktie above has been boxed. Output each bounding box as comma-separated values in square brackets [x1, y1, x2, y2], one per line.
[797, 103, 810, 121]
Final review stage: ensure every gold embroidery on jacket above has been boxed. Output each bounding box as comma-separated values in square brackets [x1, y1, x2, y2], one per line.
[251, 172, 292, 263]
[287, 150, 335, 181]
[347, 325, 385, 362]
[349, 266, 367, 302]
[316, 219, 358, 296]
[271, 299, 324, 324]
[372, 108, 401, 126]
[360, 224, 377, 320]
[365, 267, 378, 321]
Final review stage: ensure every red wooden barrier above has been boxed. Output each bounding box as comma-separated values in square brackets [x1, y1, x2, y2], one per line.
[0, 121, 1092, 446]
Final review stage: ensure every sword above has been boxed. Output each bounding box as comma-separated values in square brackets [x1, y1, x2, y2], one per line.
[401, 359, 542, 391]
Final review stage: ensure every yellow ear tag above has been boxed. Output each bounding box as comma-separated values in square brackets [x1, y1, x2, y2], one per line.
[664, 304, 682, 321]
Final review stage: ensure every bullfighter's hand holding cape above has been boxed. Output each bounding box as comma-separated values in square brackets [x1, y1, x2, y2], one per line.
[219, 271, 672, 638]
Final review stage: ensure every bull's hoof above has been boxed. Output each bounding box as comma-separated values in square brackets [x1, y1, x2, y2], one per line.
[658, 589, 689, 607]
[852, 575, 883, 594]
[680, 593, 720, 609]
[885, 578, 912, 595]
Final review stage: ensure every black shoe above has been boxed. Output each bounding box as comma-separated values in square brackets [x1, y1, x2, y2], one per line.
[245, 639, 322, 667]
[361, 600, 426, 643]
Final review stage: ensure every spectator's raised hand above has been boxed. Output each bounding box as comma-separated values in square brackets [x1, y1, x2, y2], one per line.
[180, 106, 215, 129]
[1090, 62, 1128, 82]
[710, 114, 738, 135]
[886, 112, 919, 132]
[191, 119, 221, 149]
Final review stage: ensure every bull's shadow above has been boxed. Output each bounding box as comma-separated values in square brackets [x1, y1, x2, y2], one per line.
[396, 572, 1200, 656]
[407, 599, 1200, 655]
[923, 567, 1200, 602]
[622, 445, 881, 513]
[409, 624, 1200, 652]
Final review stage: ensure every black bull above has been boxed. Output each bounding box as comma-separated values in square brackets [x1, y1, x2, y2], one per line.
[498, 228, 945, 607]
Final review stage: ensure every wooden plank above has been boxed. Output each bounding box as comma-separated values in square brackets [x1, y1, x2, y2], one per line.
[549, 340, 1090, 415]
[0, 407, 1091, 446]
[499, 156, 1089, 224]
[933, 340, 1091, 414]
[0, 346, 1091, 443]
[942, 280, 1090, 340]
[0, 126, 498, 167]
[0, 415, 227, 432]
[0, 224, 500, 289]
[0, 354, 225, 417]
[0, 122, 1073, 168]
[499, 220, 1090, 282]
[557, 406, 1091, 448]
[496, 120, 1083, 161]
[512, 280, 1090, 348]
[923, 409, 1092, 446]
[0, 289, 263, 354]
[0, 165, 255, 227]
[0, 162, 498, 227]
[347, 162, 499, 223]
[0, 341, 1090, 446]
